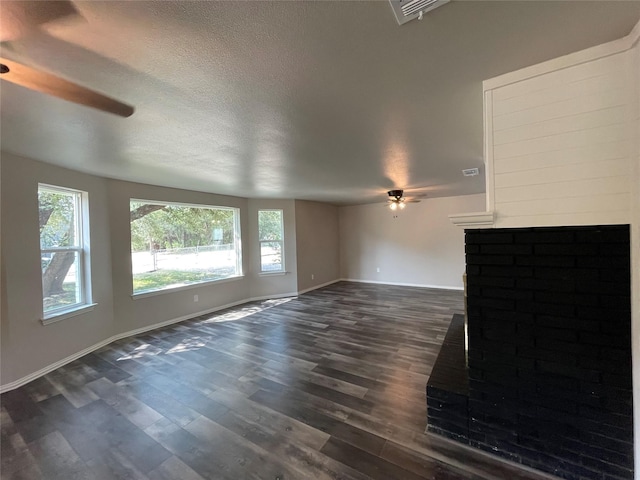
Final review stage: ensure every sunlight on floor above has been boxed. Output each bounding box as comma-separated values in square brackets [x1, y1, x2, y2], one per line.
[202, 297, 294, 323]
[116, 297, 296, 361]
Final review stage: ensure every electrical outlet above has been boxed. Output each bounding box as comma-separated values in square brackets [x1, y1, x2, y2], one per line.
[311, 274, 315, 280]
[376, 267, 380, 273]
[193, 294, 199, 302]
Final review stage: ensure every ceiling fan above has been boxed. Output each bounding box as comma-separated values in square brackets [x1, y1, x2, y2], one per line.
[0, 0, 134, 117]
[386, 189, 422, 210]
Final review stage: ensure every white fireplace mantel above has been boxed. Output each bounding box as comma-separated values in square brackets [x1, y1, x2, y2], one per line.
[448, 211, 495, 229]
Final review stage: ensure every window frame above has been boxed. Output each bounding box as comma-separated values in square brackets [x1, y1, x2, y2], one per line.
[129, 199, 243, 296]
[38, 184, 93, 321]
[258, 209, 285, 274]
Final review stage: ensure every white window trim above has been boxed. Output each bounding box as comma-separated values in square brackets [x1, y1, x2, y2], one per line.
[129, 199, 243, 295]
[258, 209, 285, 273]
[39, 184, 92, 321]
[42, 303, 98, 325]
[131, 274, 244, 299]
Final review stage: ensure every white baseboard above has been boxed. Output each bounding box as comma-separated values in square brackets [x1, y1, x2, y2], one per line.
[0, 298, 250, 394]
[297, 278, 342, 295]
[248, 292, 298, 302]
[340, 278, 464, 291]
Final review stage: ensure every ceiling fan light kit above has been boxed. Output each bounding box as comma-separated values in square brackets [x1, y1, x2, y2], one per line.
[387, 189, 418, 210]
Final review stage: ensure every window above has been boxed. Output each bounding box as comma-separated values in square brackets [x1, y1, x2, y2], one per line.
[130, 201, 242, 294]
[258, 209, 284, 273]
[39, 184, 91, 317]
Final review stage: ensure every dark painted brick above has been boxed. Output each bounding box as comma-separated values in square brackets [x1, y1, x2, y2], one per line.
[536, 360, 600, 382]
[467, 275, 515, 288]
[577, 255, 631, 268]
[467, 254, 514, 266]
[600, 267, 631, 282]
[600, 318, 632, 335]
[466, 231, 514, 244]
[581, 456, 633, 479]
[580, 332, 629, 348]
[480, 244, 533, 255]
[532, 302, 575, 317]
[600, 242, 630, 256]
[464, 224, 632, 480]
[534, 243, 599, 256]
[574, 225, 629, 244]
[514, 230, 575, 244]
[535, 267, 599, 281]
[483, 309, 534, 324]
[518, 345, 577, 365]
[478, 265, 534, 278]
[575, 279, 623, 294]
[470, 296, 515, 311]
[516, 255, 576, 267]
[517, 277, 576, 293]
[602, 372, 633, 389]
[465, 244, 481, 254]
[466, 264, 481, 275]
[536, 315, 599, 333]
[482, 287, 533, 300]
[534, 291, 598, 307]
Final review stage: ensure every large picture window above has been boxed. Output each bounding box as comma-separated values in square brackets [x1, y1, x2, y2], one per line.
[130, 201, 242, 294]
[39, 184, 90, 317]
[258, 209, 284, 273]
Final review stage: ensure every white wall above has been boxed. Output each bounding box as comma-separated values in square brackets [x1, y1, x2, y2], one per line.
[0, 154, 306, 390]
[484, 41, 636, 228]
[107, 179, 252, 337]
[1, 153, 115, 385]
[294, 200, 340, 293]
[248, 199, 298, 299]
[340, 194, 485, 289]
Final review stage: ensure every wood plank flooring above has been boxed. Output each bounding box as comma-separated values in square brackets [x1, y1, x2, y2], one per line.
[1, 281, 554, 480]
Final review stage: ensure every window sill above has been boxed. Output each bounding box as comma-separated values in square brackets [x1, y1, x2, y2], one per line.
[41, 303, 98, 325]
[131, 275, 245, 299]
[259, 271, 288, 277]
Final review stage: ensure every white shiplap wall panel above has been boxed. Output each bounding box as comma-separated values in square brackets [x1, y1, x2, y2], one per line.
[492, 67, 627, 117]
[485, 47, 634, 228]
[492, 52, 626, 102]
[493, 140, 632, 174]
[497, 192, 630, 217]
[495, 211, 630, 229]
[494, 157, 630, 189]
[493, 122, 630, 160]
[494, 175, 631, 204]
[493, 105, 627, 146]
[493, 87, 628, 131]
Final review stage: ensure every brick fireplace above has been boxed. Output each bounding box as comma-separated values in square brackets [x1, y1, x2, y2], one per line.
[428, 224, 633, 480]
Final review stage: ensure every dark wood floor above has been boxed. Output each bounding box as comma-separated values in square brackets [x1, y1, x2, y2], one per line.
[1, 282, 554, 480]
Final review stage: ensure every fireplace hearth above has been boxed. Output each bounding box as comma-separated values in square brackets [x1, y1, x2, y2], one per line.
[427, 224, 633, 480]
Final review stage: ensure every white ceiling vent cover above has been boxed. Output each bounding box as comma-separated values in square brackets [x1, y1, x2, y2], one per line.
[389, 0, 450, 25]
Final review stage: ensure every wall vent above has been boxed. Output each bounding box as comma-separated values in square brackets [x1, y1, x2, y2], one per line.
[389, 0, 450, 26]
[462, 168, 479, 177]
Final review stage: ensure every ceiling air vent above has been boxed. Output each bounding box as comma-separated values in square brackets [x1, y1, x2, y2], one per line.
[462, 168, 480, 177]
[389, 0, 450, 26]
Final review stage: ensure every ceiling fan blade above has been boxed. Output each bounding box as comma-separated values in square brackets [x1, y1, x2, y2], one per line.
[0, 57, 134, 117]
[0, 1, 81, 42]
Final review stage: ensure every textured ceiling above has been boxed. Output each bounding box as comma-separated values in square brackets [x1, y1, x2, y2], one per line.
[1, 1, 639, 205]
